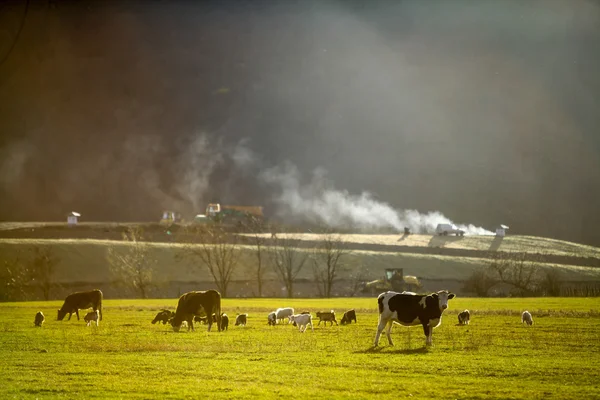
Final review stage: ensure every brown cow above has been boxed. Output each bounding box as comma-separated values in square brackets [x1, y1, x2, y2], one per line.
[340, 309, 357, 325]
[152, 310, 175, 325]
[171, 290, 222, 332]
[57, 289, 103, 322]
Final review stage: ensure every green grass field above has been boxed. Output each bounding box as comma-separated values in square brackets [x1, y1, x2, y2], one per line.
[1, 297, 599, 399]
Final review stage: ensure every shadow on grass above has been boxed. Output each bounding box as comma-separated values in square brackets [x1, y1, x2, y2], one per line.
[355, 346, 429, 355]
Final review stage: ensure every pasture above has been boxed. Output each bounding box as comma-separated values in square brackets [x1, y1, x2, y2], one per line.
[1, 297, 599, 399]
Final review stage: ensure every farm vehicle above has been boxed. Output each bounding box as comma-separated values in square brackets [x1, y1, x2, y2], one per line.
[361, 268, 423, 295]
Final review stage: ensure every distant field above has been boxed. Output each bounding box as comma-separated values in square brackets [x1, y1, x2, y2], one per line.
[1, 298, 599, 399]
[1, 238, 599, 297]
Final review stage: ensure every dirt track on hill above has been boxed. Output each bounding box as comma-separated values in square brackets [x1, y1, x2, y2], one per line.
[1, 223, 598, 268]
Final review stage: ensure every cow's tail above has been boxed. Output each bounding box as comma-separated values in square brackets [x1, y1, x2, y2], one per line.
[96, 289, 103, 321]
[216, 292, 222, 332]
[377, 292, 387, 314]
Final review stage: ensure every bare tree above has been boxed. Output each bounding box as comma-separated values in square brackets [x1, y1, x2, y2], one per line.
[488, 252, 541, 296]
[181, 225, 240, 298]
[30, 246, 60, 300]
[269, 235, 308, 298]
[243, 216, 269, 297]
[347, 265, 370, 297]
[462, 268, 499, 297]
[539, 268, 563, 297]
[108, 227, 157, 299]
[311, 232, 350, 297]
[0, 251, 30, 301]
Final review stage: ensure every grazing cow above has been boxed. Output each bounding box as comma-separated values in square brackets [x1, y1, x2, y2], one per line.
[340, 309, 357, 325]
[374, 290, 455, 347]
[267, 312, 277, 326]
[170, 290, 222, 332]
[458, 310, 470, 325]
[275, 307, 295, 324]
[84, 310, 99, 326]
[152, 310, 174, 325]
[193, 315, 208, 325]
[522, 311, 533, 326]
[316, 310, 338, 326]
[289, 314, 313, 332]
[57, 289, 103, 322]
[34, 311, 45, 327]
[235, 314, 248, 326]
[220, 314, 229, 331]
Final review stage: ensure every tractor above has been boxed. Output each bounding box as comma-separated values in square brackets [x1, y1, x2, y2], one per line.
[361, 268, 423, 295]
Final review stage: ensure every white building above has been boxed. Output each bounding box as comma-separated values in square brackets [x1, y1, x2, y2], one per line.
[67, 211, 81, 226]
[496, 224, 509, 237]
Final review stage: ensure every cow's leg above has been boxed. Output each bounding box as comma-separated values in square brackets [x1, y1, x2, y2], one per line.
[374, 315, 388, 346]
[423, 324, 432, 346]
[385, 320, 394, 346]
[75, 310, 80, 321]
[187, 318, 193, 331]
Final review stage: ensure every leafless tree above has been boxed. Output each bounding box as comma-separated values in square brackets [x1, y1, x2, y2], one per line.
[462, 268, 499, 297]
[269, 235, 308, 298]
[347, 265, 370, 297]
[488, 252, 541, 296]
[0, 251, 30, 301]
[243, 216, 269, 297]
[108, 227, 157, 299]
[539, 268, 563, 296]
[181, 225, 240, 298]
[311, 232, 350, 297]
[30, 246, 60, 300]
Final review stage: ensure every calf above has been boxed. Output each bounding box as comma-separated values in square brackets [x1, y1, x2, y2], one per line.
[316, 310, 338, 326]
[458, 310, 470, 325]
[340, 309, 357, 325]
[152, 310, 174, 325]
[57, 289, 103, 322]
[522, 311, 533, 326]
[84, 310, 99, 327]
[221, 314, 229, 331]
[34, 311, 45, 327]
[275, 307, 294, 324]
[235, 314, 248, 326]
[170, 290, 222, 332]
[289, 314, 313, 333]
[374, 290, 455, 347]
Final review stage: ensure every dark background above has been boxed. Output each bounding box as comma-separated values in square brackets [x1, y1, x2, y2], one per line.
[1, 0, 599, 244]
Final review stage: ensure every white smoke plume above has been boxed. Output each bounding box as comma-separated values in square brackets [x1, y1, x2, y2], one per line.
[260, 162, 494, 235]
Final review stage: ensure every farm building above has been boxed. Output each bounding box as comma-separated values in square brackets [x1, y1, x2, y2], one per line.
[67, 212, 80, 226]
[496, 224, 509, 237]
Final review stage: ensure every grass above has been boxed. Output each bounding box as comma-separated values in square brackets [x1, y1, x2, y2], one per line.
[1, 297, 599, 399]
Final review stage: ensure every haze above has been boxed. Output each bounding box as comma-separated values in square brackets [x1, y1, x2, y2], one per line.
[0, 0, 599, 244]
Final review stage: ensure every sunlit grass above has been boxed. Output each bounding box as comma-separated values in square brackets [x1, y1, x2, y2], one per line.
[1, 298, 599, 399]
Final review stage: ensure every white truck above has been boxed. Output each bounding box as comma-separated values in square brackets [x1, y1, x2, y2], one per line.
[435, 223, 465, 236]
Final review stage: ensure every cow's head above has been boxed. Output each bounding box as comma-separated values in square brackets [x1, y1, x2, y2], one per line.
[170, 316, 183, 332]
[435, 290, 455, 311]
[57, 309, 67, 321]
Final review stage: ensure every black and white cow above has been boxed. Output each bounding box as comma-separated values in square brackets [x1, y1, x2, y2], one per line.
[374, 290, 455, 347]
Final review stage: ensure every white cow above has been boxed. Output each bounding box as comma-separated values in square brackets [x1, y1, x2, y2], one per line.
[289, 314, 313, 333]
[275, 307, 295, 324]
[522, 311, 533, 326]
[84, 310, 99, 327]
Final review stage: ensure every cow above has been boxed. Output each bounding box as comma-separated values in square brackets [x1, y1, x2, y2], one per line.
[84, 310, 99, 326]
[34, 311, 45, 327]
[374, 290, 455, 347]
[289, 314, 313, 333]
[57, 289, 103, 322]
[267, 312, 277, 326]
[275, 307, 294, 324]
[340, 309, 357, 325]
[522, 311, 533, 326]
[220, 314, 229, 331]
[235, 314, 248, 326]
[458, 310, 470, 325]
[152, 310, 175, 325]
[316, 310, 338, 326]
[170, 290, 222, 332]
